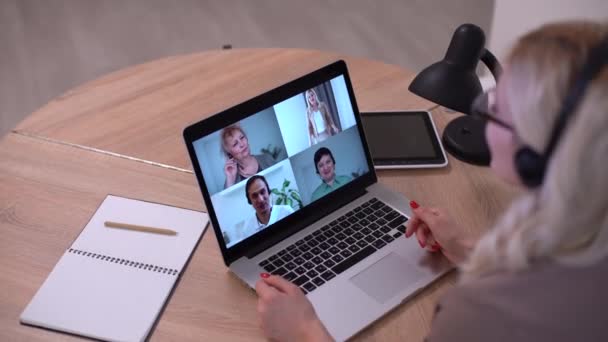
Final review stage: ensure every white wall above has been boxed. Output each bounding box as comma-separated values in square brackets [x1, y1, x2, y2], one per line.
[330, 76, 356, 130]
[490, 0, 608, 60]
[274, 94, 309, 157]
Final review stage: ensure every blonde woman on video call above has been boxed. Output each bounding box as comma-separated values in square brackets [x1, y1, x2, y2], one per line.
[221, 124, 276, 189]
[306, 88, 340, 145]
[253, 20, 608, 341]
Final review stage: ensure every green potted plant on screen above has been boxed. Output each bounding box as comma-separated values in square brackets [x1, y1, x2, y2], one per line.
[272, 179, 303, 210]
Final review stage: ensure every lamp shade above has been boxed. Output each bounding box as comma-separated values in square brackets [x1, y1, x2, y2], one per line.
[407, 23, 503, 166]
[408, 23, 486, 114]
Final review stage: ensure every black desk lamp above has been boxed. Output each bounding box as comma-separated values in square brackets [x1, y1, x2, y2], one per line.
[409, 23, 502, 165]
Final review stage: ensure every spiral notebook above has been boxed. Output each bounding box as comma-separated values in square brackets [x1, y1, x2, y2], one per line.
[20, 195, 209, 342]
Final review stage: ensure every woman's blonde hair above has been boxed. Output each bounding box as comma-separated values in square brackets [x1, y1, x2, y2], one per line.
[305, 88, 320, 109]
[462, 20, 608, 281]
[220, 124, 246, 157]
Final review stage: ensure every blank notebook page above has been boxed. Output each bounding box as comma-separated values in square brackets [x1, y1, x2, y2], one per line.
[20, 195, 209, 342]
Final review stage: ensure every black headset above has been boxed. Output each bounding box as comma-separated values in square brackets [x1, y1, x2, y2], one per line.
[515, 36, 608, 188]
[244, 175, 270, 204]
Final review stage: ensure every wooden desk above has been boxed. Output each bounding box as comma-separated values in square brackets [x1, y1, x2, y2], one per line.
[1, 49, 518, 341]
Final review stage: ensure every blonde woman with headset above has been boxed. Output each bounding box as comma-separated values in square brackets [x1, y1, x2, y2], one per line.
[306, 88, 339, 145]
[254, 20, 608, 341]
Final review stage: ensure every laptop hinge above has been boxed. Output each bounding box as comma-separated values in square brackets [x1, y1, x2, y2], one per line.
[244, 187, 368, 259]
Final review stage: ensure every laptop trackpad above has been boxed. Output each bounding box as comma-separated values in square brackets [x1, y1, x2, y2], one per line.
[350, 252, 425, 303]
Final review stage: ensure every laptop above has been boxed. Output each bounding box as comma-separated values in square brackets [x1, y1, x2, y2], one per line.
[183, 60, 451, 341]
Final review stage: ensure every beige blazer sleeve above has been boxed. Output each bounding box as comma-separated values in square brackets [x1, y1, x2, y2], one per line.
[426, 258, 608, 342]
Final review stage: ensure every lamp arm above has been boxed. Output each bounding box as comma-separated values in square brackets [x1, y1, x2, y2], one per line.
[480, 49, 503, 80]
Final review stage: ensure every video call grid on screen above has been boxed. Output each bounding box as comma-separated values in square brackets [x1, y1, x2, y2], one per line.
[193, 76, 370, 248]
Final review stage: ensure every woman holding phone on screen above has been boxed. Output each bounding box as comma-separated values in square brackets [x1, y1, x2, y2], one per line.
[222, 124, 276, 189]
[254, 21, 608, 341]
[306, 88, 339, 145]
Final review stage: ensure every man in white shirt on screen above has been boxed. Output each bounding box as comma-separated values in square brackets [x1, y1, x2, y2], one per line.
[242, 175, 294, 238]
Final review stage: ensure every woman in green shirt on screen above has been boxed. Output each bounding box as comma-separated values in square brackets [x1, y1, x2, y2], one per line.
[310, 147, 352, 202]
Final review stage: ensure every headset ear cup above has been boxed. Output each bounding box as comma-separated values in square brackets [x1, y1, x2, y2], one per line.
[515, 147, 546, 188]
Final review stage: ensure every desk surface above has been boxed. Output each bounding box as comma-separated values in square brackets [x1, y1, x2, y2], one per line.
[1, 49, 518, 341]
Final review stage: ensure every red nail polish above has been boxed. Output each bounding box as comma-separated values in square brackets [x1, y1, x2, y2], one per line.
[260, 273, 270, 278]
[431, 244, 440, 252]
[410, 200, 419, 209]
[418, 240, 425, 248]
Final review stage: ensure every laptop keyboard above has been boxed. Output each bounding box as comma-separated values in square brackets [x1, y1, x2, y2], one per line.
[259, 198, 408, 294]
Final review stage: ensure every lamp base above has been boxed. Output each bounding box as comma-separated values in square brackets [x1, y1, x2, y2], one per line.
[442, 116, 490, 166]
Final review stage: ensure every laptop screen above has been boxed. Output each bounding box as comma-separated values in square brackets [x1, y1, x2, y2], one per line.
[191, 75, 370, 249]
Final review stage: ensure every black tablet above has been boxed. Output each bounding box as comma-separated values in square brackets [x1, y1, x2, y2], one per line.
[360, 111, 448, 169]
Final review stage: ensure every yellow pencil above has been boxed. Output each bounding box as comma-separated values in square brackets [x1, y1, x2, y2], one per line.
[104, 221, 177, 236]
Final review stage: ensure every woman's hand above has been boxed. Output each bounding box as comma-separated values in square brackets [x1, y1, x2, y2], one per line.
[309, 134, 317, 146]
[256, 274, 334, 342]
[330, 124, 339, 135]
[224, 158, 238, 187]
[405, 201, 476, 265]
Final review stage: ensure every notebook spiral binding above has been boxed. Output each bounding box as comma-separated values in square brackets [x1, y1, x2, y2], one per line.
[68, 248, 179, 276]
